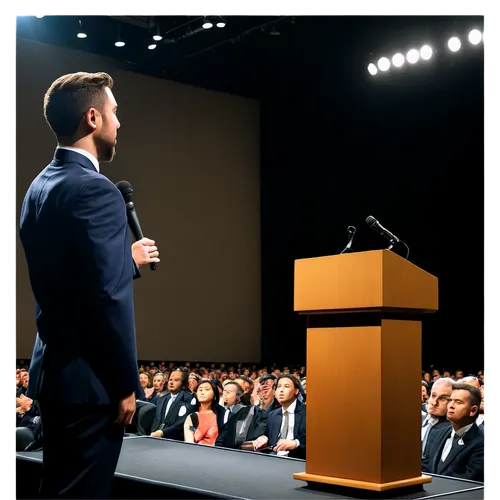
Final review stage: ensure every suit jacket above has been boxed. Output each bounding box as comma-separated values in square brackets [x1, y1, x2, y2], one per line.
[422, 423, 484, 482]
[215, 405, 268, 449]
[151, 390, 196, 440]
[268, 399, 306, 459]
[422, 416, 452, 456]
[20, 148, 140, 405]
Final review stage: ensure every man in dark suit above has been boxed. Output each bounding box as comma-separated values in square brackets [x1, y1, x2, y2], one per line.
[422, 383, 483, 482]
[19, 72, 160, 498]
[215, 402, 269, 450]
[150, 369, 196, 440]
[267, 374, 306, 459]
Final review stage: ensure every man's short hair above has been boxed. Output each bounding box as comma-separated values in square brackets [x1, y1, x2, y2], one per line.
[44, 72, 113, 141]
[451, 382, 481, 420]
[276, 373, 301, 391]
[224, 381, 244, 398]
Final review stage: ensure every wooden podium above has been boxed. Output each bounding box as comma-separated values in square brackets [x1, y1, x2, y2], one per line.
[292, 250, 438, 492]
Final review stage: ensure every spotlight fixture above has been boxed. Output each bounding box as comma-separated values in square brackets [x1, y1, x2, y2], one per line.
[407, 49, 419, 64]
[148, 44, 157, 50]
[77, 19, 87, 39]
[153, 34, 162, 41]
[35, 15, 44, 19]
[115, 22, 125, 48]
[420, 45, 433, 60]
[216, 16, 226, 28]
[367, 63, 378, 75]
[377, 57, 390, 72]
[448, 37, 461, 52]
[468, 29, 482, 45]
[392, 53, 405, 67]
[202, 17, 213, 29]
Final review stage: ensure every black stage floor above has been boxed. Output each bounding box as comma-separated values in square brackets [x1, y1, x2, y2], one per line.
[17, 436, 484, 499]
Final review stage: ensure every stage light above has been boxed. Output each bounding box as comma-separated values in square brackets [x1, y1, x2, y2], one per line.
[420, 45, 433, 60]
[202, 18, 213, 29]
[77, 19, 87, 39]
[115, 41, 125, 47]
[392, 53, 405, 67]
[468, 29, 482, 45]
[35, 15, 44, 19]
[216, 17, 226, 28]
[448, 37, 461, 52]
[407, 49, 419, 64]
[367, 63, 378, 75]
[148, 44, 157, 50]
[377, 57, 390, 72]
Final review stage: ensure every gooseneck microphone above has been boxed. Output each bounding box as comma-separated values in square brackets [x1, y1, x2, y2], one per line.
[341, 226, 356, 254]
[115, 180, 156, 271]
[365, 215, 410, 259]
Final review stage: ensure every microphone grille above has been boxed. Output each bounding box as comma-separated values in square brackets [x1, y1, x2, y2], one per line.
[115, 180, 134, 204]
[365, 215, 377, 227]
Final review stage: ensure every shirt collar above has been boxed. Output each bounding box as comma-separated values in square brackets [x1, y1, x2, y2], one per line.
[57, 146, 100, 172]
[283, 399, 297, 415]
[452, 423, 474, 439]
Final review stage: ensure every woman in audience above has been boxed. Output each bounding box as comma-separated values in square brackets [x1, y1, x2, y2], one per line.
[184, 379, 228, 446]
[139, 372, 156, 401]
[153, 372, 169, 400]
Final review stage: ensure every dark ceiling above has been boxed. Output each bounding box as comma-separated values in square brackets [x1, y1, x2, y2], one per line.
[16, 15, 484, 100]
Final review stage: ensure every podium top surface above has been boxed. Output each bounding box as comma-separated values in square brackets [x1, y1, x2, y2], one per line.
[294, 249, 438, 313]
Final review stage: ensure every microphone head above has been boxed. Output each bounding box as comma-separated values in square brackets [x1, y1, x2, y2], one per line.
[365, 215, 378, 227]
[115, 180, 134, 204]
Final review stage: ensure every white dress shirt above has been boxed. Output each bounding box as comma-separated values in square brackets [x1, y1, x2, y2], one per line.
[421, 414, 440, 453]
[164, 393, 178, 419]
[277, 399, 300, 455]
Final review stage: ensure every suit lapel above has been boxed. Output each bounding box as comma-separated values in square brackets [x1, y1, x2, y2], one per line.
[165, 394, 182, 425]
[273, 411, 283, 444]
[437, 425, 478, 474]
[294, 403, 305, 439]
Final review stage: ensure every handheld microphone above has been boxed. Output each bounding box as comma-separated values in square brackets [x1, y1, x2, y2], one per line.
[365, 216, 400, 244]
[341, 226, 356, 254]
[115, 180, 156, 271]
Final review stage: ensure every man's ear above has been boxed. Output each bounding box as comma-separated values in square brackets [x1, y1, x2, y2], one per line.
[85, 107, 100, 130]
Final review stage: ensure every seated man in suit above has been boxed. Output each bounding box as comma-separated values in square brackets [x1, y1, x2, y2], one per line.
[150, 368, 196, 440]
[215, 400, 269, 451]
[267, 374, 306, 459]
[422, 383, 483, 482]
[421, 377, 454, 457]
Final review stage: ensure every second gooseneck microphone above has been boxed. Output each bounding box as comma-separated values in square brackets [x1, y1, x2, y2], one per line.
[115, 180, 156, 271]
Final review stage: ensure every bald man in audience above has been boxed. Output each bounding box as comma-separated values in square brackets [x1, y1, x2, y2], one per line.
[421, 378, 454, 457]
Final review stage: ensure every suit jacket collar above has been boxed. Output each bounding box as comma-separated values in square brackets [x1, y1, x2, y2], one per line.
[53, 147, 99, 173]
[436, 423, 480, 473]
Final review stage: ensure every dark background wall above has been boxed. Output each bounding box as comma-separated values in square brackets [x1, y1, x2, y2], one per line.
[16, 16, 484, 374]
[259, 18, 484, 374]
[16, 38, 262, 363]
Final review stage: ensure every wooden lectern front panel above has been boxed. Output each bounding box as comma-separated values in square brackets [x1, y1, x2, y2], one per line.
[294, 252, 383, 311]
[306, 320, 422, 484]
